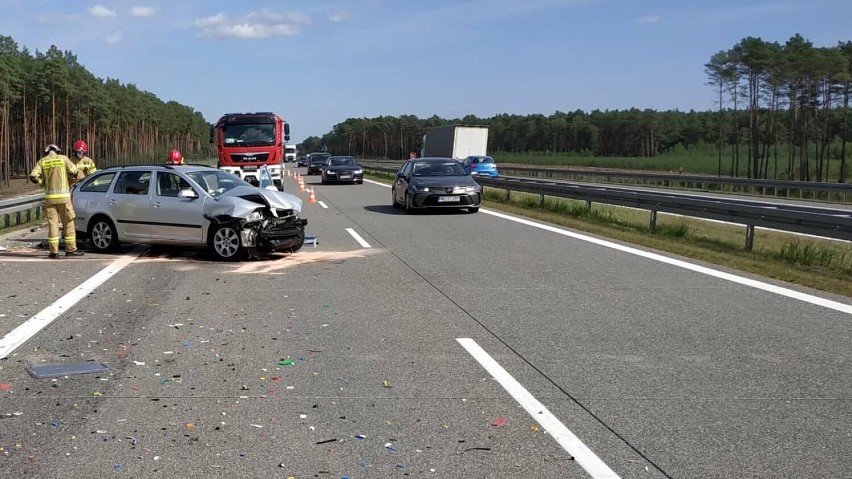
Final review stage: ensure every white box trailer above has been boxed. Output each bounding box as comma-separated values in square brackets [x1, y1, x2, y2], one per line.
[421, 125, 488, 160]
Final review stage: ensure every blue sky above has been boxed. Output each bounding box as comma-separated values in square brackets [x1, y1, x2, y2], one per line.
[1, 0, 850, 143]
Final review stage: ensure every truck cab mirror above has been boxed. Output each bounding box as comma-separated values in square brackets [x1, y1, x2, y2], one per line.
[284, 123, 290, 142]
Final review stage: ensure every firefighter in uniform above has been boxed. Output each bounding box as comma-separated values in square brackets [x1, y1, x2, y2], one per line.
[167, 149, 185, 165]
[71, 140, 97, 184]
[29, 144, 84, 258]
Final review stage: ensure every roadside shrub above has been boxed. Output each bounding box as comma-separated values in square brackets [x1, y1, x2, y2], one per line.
[777, 240, 844, 267]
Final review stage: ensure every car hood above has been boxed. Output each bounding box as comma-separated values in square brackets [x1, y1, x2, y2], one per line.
[411, 176, 477, 187]
[211, 186, 302, 218]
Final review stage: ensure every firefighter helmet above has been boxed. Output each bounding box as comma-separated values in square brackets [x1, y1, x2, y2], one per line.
[167, 149, 184, 165]
[44, 144, 61, 153]
[73, 140, 88, 154]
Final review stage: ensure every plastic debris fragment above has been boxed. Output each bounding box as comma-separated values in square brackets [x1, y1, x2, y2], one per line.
[492, 416, 507, 427]
[278, 360, 295, 367]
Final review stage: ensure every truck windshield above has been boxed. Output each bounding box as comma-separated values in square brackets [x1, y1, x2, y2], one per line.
[223, 123, 276, 147]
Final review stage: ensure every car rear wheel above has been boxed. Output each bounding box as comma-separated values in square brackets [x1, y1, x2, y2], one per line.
[209, 224, 245, 261]
[88, 216, 120, 253]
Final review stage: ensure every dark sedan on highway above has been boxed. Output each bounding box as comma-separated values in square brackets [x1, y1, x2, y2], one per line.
[306, 153, 331, 175]
[391, 158, 481, 213]
[321, 156, 363, 184]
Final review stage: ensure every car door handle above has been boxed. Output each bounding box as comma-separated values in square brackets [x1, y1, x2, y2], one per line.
[153, 202, 162, 208]
[108, 199, 117, 205]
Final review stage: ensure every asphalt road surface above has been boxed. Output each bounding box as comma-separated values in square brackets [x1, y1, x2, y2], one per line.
[0, 167, 850, 478]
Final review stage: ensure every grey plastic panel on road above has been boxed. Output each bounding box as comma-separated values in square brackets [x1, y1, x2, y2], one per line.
[26, 362, 109, 378]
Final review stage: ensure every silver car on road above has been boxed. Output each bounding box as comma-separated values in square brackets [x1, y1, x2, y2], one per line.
[72, 165, 307, 260]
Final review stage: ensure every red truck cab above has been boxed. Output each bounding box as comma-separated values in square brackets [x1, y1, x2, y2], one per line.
[211, 112, 290, 189]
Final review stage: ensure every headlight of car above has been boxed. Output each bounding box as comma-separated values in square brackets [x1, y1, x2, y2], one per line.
[353, 169, 363, 174]
[464, 185, 481, 193]
[326, 170, 337, 175]
[413, 184, 430, 192]
[247, 209, 264, 222]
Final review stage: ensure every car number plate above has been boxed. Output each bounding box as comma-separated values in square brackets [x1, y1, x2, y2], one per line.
[243, 166, 257, 172]
[340, 174, 351, 179]
[438, 196, 460, 203]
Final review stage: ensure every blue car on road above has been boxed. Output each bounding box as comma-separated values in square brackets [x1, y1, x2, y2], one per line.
[461, 156, 499, 177]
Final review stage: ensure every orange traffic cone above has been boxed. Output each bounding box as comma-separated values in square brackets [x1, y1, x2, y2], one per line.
[298, 179, 305, 192]
[308, 187, 317, 204]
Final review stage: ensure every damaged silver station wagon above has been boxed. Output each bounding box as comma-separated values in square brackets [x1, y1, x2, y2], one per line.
[72, 165, 307, 260]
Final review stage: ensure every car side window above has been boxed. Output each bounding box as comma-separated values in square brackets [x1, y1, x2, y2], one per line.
[80, 173, 116, 193]
[156, 172, 191, 197]
[115, 171, 151, 195]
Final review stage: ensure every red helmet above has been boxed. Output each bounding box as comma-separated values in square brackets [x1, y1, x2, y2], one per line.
[73, 140, 88, 154]
[167, 149, 184, 165]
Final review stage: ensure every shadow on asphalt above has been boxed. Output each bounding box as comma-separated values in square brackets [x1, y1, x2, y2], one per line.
[364, 205, 474, 216]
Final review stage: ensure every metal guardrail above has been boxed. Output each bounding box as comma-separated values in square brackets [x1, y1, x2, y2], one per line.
[359, 161, 852, 250]
[358, 159, 852, 203]
[0, 193, 43, 230]
[498, 165, 852, 203]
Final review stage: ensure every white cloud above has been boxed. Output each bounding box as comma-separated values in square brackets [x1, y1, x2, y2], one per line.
[637, 15, 660, 24]
[195, 9, 311, 39]
[329, 11, 351, 23]
[130, 6, 158, 18]
[88, 5, 117, 18]
[106, 32, 124, 45]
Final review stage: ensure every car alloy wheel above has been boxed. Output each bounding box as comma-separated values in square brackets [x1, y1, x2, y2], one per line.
[211, 225, 242, 260]
[88, 218, 119, 253]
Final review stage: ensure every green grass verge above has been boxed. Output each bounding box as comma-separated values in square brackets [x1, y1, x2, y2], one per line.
[365, 171, 852, 297]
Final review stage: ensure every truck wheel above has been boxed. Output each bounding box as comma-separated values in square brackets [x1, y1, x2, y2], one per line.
[209, 224, 245, 261]
[88, 216, 120, 253]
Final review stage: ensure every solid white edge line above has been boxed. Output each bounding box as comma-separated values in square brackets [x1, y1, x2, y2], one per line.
[318, 201, 328, 209]
[346, 228, 372, 248]
[457, 338, 620, 479]
[0, 249, 141, 359]
[366, 178, 852, 314]
[480, 209, 852, 315]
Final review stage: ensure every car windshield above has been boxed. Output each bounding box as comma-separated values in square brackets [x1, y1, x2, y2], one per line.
[222, 123, 276, 147]
[285, 146, 297, 153]
[187, 170, 251, 197]
[413, 161, 468, 176]
[471, 157, 495, 164]
[329, 158, 356, 167]
[310, 155, 330, 163]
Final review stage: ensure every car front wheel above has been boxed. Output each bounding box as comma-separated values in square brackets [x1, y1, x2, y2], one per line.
[405, 192, 415, 213]
[88, 216, 120, 253]
[209, 224, 244, 261]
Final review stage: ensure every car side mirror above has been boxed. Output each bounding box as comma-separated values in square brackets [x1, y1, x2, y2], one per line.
[178, 188, 198, 199]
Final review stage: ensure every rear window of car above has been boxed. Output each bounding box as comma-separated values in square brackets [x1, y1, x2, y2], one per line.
[471, 157, 494, 164]
[80, 172, 116, 193]
[115, 171, 151, 195]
